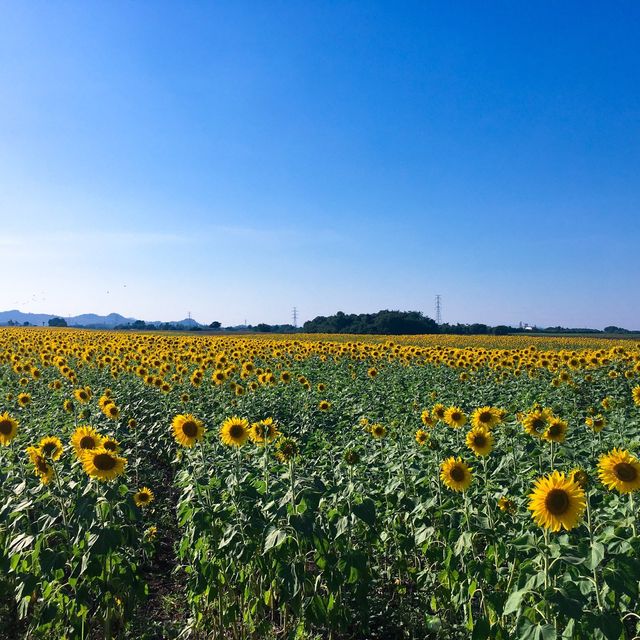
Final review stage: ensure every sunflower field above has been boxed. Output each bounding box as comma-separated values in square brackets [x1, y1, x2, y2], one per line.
[1, 328, 640, 639]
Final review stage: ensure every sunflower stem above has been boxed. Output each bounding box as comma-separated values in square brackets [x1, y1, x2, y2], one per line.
[629, 493, 637, 538]
[586, 490, 603, 612]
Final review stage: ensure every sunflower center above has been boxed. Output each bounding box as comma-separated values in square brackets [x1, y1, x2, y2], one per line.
[449, 466, 466, 482]
[531, 418, 545, 432]
[479, 412, 491, 423]
[545, 489, 569, 515]
[182, 421, 198, 438]
[93, 453, 117, 471]
[451, 412, 461, 421]
[613, 462, 637, 483]
[474, 435, 487, 447]
[0, 420, 13, 435]
[229, 424, 244, 439]
[80, 436, 96, 449]
[103, 441, 117, 451]
[548, 424, 562, 437]
[138, 493, 150, 502]
[42, 442, 57, 455]
[36, 457, 48, 474]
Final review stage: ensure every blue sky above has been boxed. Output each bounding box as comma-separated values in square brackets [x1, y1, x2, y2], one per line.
[1, 1, 638, 328]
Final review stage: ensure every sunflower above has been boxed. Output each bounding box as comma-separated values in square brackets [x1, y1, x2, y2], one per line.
[444, 406, 467, 429]
[219, 416, 249, 447]
[522, 409, 550, 439]
[415, 429, 429, 446]
[128, 418, 137, 429]
[280, 371, 291, 383]
[585, 414, 606, 433]
[172, 414, 206, 447]
[569, 467, 589, 489]
[344, 449, 360, 465]
[249, 418, 279, 444]
[26, 446, 53, 484]
[598, 449, 640, 493]
[275, 437, 298, 462]
[38, 436, 63, 460]
[544, 418, 568, 443]
[471, 406, 499, 430]
[420, 410, 435, 428]
[318, 400, 331, 411]
[0, 412, 19, 446]
[367, 367, 378, 378]
[432, 404, 446, 422]
[633, 386, 640, 407]
[102, 437, 121, 453]
[103, 403, 120, 420]
[81, 447, 127, 481]
[370, 423, 387, 439]
[74, 388, 90, 404]
[528, 471, 586, 532]
[71, 426, 103, 457]
[498, 496, 516, 514]
[440, 457, 473, 492]
[465, 427, 494, 457]
[17, 393, 31, 407]
[133, 487, 155, 507]
[63, 399, 74, 413]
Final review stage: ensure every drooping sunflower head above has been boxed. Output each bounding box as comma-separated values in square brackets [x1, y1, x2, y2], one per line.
[528, 470, 586, 532]
[172, 414, 206, 448]
[275, 437, 299, 462]
[220, 416, 249, 447]
[38, 436, 63, 460]
[133, 487, 155, 508]
[370, 423, 387, 439]
[249, 418, 279, 444]
[343, 448, 360, 465]
[71, 426, 103, 457]
[465, 427, 494, 457]
[26, 446, 53, 484]
[498, 496, 516, 514]
[432, 404, 446, 421]
[420, 409, 435, 428]
[598, 449, 640, 494]
[522, 410, 550, 438]
[440, 457, 473, 492]
[444, 406, 467, 429]
[569, 467, 589, 489]
[544, 418, 568, 443]
[0, 412, 19, 446]
[81, 447, 127, 481]
[415, 429, 430, 446]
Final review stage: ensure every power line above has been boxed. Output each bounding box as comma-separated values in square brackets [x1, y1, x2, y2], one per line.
[292, 306, 298, 328]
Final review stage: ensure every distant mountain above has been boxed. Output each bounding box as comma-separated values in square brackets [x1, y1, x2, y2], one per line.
[0, 309, 137, 327]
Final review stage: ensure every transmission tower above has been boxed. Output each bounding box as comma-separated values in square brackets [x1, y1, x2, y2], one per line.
[292, 307, 298, 328]
[435, 295, 442, 325]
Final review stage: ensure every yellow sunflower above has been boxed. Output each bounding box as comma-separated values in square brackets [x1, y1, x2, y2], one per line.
[38, 436, 63, 460]
[598, 449, 640, 493]
[172, 414, 205, 447]
[585, 414, 606, 433]
[71, 426, 103, 457]
[569, 467, 589, 489]
[432, 403, 446, 422]
[440, 457, 473, 492]
[543, 418, 568, 443]
[102, 437, 121, 453]
[465, 427, 494, 457]
[370, 423, 387, 439]
[17, 393, 31, 408]
[420, 409, 435, 428]
[471, 406, 499, 430]
[133, 487, 155, 507]
[249, 418, 279, 444]
[498, 496, 516, 514]
[0, 412, 19, 446]
[522, 409, 550, 439]
[219, 416, 249, 447]
[528, 471, 586, 532]
[318, 400, 331, 411]
[26, 446, 53, 484]
[275, 437, 299, 462]
[81, 447, 127, 481]
[632, 386, 640, 407]
[444, 406, 467, 429]
[73, 388, 90, 404]
[415, 429, 429, 446]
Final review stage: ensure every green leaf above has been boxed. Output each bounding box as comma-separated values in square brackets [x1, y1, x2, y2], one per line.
[263, 527, 288, 553]
[587, 541, 605, 570]
[503, 588, 528, 616]
[353, 498, 376, 527]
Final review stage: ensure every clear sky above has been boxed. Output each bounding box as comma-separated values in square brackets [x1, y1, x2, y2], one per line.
[1, 1, 639, 328]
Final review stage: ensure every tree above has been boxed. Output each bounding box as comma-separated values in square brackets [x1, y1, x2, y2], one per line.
[48, 317, 68, 327]
[209, 321, 221, 329]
